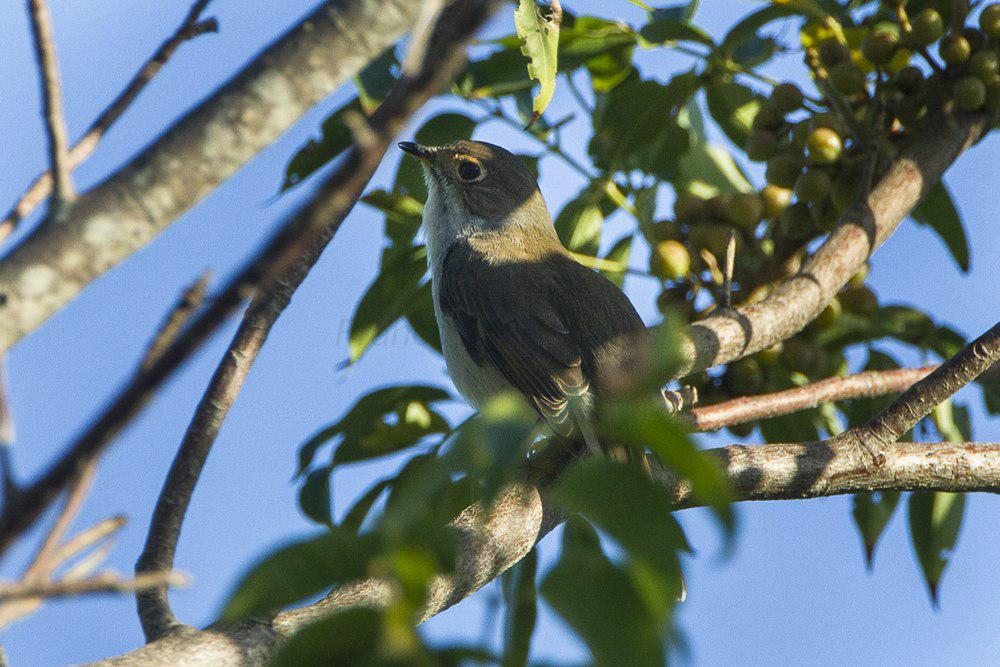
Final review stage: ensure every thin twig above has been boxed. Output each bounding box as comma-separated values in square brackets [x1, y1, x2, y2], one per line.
[0, 570, 186, 602]
[401, 0, 446, 76]
[25, 459, 98, 578]
[25, 0, 75, 209]
[141, 272, 211, 371]
[1, 0, 218, 240]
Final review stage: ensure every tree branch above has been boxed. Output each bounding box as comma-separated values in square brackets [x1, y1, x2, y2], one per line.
[0, 570, 186, 602]
[0, 0, 425, 353]
[1, 1, 218, 242]
[26, 0, 75, 209]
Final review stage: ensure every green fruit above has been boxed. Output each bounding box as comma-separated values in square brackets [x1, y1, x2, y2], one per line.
[652, 218, 681, 242]
[687, 222, 736, 258]
[830, 175, 859, 211]
[908, 8, 944, 47]
[981, 3, 1000, 39]
[962, 27, 987, 53]
[725, 358, 766, 394]
[760, 184, 793, 219]
[780, 338, 826, 376]
[830, 62, 868, 96]
[777, 202, 816, 241]
[745, 130, 779, 162]
[810, 112, 849, 137]
[896, 65, 925, 95]
[939, 34, 972, 65]
[727, 421, 756, 438]
[771, 82, 805, 113]
[848, 263, 869, 288]
[674, 192, 707, 221]
[862, 30, 899, 66]
[752, 104, 785, 131]
[810, 197, 841, 232]
[806, 127, 843, 164]
[650, 239, 691, 280]
[814, 296, 842, 329]
[794, 169, 832, 203]
[839, 285, 879, 315]
[818, 38, 852, 67]
[766, 153, 804, 188]
[954, 75, 987, 110]
[968, 50, 999, 81]
[894, 95, 927, 124]
[986, 76, 1000, 114]
[657, 288, 693, 319]
[757, 343, 783, 365]
[728, 193, 765, 229]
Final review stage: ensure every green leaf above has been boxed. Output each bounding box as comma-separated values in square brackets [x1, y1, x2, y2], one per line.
[221, 529, 377, 621]
[360, 189, 424, 247]
[911, 182, 970, 273]
[759, 409, 821, 442]
[341, 478, 391, 533]
[501, 548, 538, 667]
[558, 16, 637, 91]
[404, 281, 443, 355]
[271, 607, 383, 666]
[600, 399, 734, 532]
[927, 325, 966, 361]
[355, 47, 398, 114]
[298, 466, 333, 526]
[720, 6, 793, 66]
[457, 47, 534, 100]
[282, 99, 361, 190]
[349, 245, 428, 362]
[705, 79, 765, 147]
[678, 143, 753, 197]
[851, 491, 900, 569]
[554, 186, 611, 255]
[932, 400, 971, 443]
[514, 0, 561, 124]
[650, 2, 699, 22]
[541, 529, 668, 666]
[908, 491, 965, 605]
[639, 17, 714, 48]
[600, 234, 634, 287]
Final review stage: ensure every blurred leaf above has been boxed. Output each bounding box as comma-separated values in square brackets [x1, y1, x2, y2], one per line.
[721, 6, 794, 66]
[600, 400, 733, 532]
[979, 378, 1000, 415]
[458, 48, 534, 100]
[501, 548, 538, 667]
[394, 112, 478, 203]
[911, 182, 970, 273]
[876, 305, 936, 346]
[405, 281, 443, 355]
[272, 607, 382, 666]
[589, 76, 691, 179]
[297, 384, 451, 475]
[759, 409, 822, 442]
[515, 0, 561, 124]
[678, 143, 753, 197]
[851, 491, 900, 569]
[282, 99, 361, 190]
[926, 325, 966, 361]
[933, 400, 972, 443]
[705, 79, 765, 146]
[355, 47, 398, 114]
[650, 2, 699, 22]
[341, 478, 391, 533]
[559, 16, 637, 91]
[639, 16, 714, 48]
[360, 189, 424, 246]
[908, 491, 965, 605]
[601, 234, 634, 287]
[349, 245, 428, 362]
[221, 529, 377, 621]
[772, 0, 838, 28]
[554, 185, 612, 255]
[542, 528, 668, 665]
[298, 466, 333, 526]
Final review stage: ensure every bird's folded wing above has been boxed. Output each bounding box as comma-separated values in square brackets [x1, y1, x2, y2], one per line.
[439, 238, 645, 420]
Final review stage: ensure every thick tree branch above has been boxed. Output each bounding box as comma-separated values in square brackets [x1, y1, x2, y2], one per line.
[26, 0, 75, 208]
[0, 0, 424, 353]
[1, 1, 218, 242]
[668, 111, 990, 380]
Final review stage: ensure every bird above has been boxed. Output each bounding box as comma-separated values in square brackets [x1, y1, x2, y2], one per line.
[398, 139, 648, 461]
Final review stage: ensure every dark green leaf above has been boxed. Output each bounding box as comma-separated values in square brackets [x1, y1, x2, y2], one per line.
[759, 409, 822, 442]
[501, 548, 538, 667]
[677, 142, 753, 197]
[705, 79, 765, 147]
[341, 478, 391, 533]
[457, 47, 534, 100]
[979, 377, 1000, 415]
[359, 189, 423, 246]
[355, 47, 398, 114]
[558, 16, 637, 91]
[298, 466, 333, 526]
[851, 491, 900, 569]
[639, 17, 714, 48]
[221, 529, 377, 621]
[908, 491, 965, 605]
[720, 6, 795, 64]
[927, 325, 967, 361]
[282, 99, 361, 190]
[271, 607, 383, 666]
[600, 234, 634, 287]
[650, 2, 699, 23]
[554, 185, 612, 255]
[404, 281, 443, 355]
[911, 182, 970, 273]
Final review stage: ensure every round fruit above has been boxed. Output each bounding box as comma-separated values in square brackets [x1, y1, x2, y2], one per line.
[814, 296, 842, 329]
[652, 218, 681, 242]
[896, 65, 925, 95]
[987, 76, 1000, 114]
[981, 3, 1000, 39]
[794, 169, 832, 203]
[777, 202, 816, 241]
[862, 30, 899, 66]
[908, 8, 944, 47]
[830, 62, 868, 96]
[760, 184, 793, 219]
[780, 338, 825, 376]
[727, 421, 756, 438]
[839, 285, 879, 315]
[848, 263, 869, 288]
[806, 127, 843, 164]
[894, 95, 927, 124]
[674, 192, 707, 221]
[771, 82, 805, 113]
[954, 75, 987, 110]
[752, 104, 785, 131]
[830, 176, 859, 211]
[650, 239, 691, 280]
[745, 130, 779, 162]
[725, 358, 766, 394]
[766, 153, 804, 188]
[939, 34, 971, 65]
[728, 193, 765, 230]
[810, 197, 840, 232]
[962, 27, 987, 53]
[757, 342, 783, 365]
[968, 50, 999, 81]
[818, 38, 852, 67]
[810, 112, 849, 137]
[688, 222, 736, 258]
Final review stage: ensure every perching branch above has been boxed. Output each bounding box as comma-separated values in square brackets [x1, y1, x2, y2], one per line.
[0, 0, 425, 353]
[133, 0, 503, 643]
[25, 0, 74, 209]
[1, 0, 218, 242]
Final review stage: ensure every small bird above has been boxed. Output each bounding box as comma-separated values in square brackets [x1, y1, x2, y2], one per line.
[399, 139, 647, 459]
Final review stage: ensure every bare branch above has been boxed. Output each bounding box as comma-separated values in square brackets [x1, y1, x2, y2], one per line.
[1, 1, 218, 241]
[26, 0, 75, 208]
[684, 366, 937, 432]
[140, 272, 211, 371]
[0, 570, 186, 602]
[0, 0, 425, 353]
[25, 459, 98, 578]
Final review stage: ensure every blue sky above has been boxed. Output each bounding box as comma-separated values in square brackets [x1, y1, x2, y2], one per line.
[0, 1, 997, 664]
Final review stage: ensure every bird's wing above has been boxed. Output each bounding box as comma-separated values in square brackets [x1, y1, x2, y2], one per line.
[438, 238, 645, 421]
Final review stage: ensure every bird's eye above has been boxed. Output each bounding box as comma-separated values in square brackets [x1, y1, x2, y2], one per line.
[456, 160, 482, 182]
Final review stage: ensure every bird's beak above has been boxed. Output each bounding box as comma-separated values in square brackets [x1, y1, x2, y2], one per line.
[398, 141, 436, 161]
